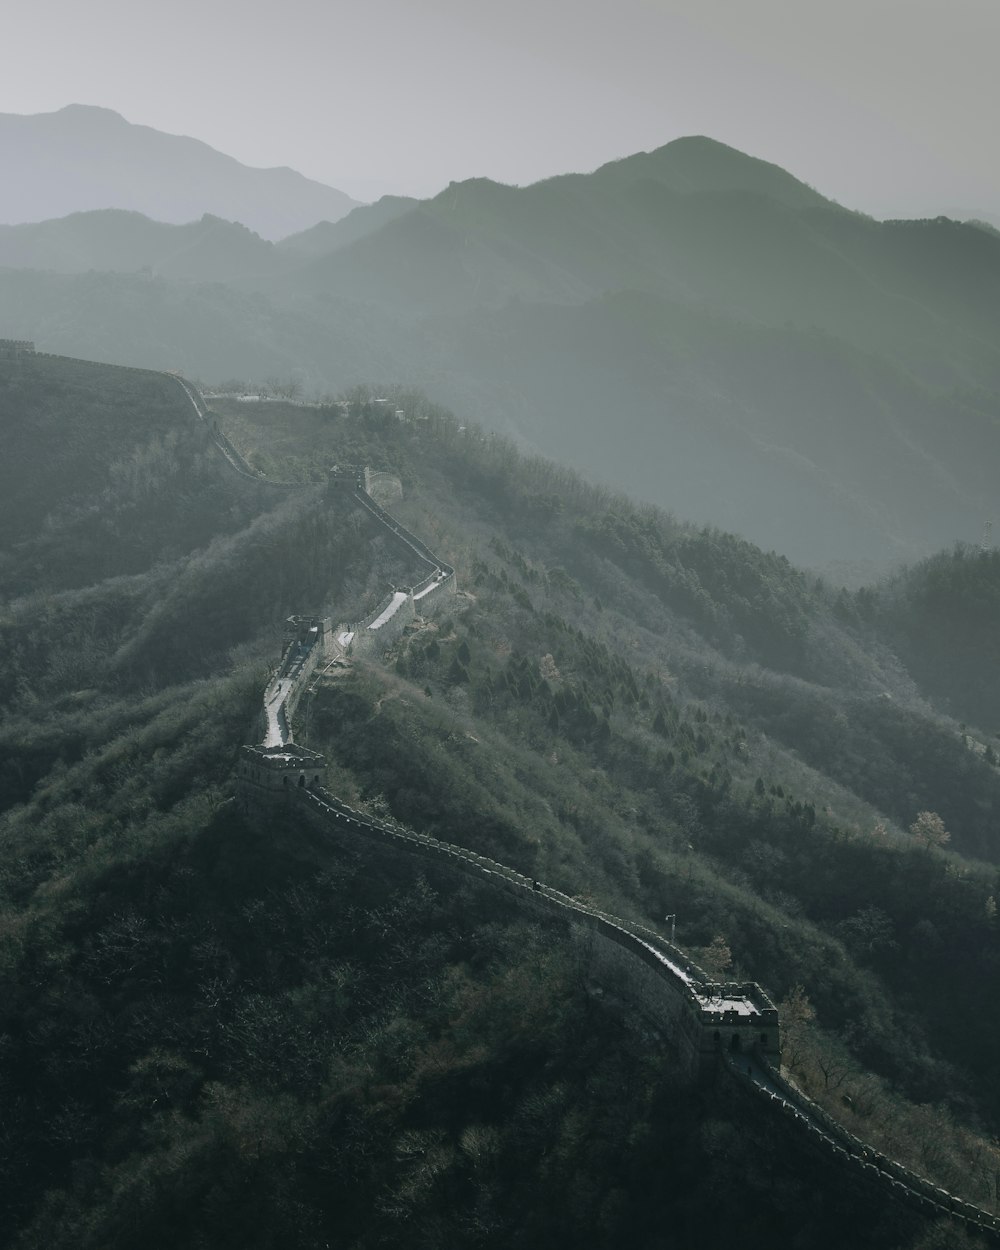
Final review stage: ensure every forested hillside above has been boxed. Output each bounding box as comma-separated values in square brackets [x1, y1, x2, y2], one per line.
[1, 354, 998, 1248]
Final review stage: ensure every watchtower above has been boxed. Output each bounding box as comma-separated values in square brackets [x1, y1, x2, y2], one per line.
[327, 463, 365, 493]
[283, 615, 328, 653]
[236, 744, 327, 812]
[694, 981, 781, 1070]
[0, 339, 35, 360]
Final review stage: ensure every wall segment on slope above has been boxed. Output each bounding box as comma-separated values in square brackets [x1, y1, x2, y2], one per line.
[157, 367, 996, 1241]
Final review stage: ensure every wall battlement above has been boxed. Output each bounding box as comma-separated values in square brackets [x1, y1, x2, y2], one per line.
[0, 339, 35, 358]
[238, 743, 327, 800]
[251, 784, 780, 1079]
[237, 459, 457, 761]
[363, 468, 403, 505]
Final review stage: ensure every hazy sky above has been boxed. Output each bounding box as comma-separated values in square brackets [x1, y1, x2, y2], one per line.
[5, 0, 1000, 216]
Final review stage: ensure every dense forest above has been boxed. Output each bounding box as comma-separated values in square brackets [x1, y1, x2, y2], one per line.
[1, 354, 998, 1248]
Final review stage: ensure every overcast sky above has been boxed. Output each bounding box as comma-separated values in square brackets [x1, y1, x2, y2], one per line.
[5, 0, 999, 217]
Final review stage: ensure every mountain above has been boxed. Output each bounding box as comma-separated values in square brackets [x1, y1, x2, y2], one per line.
[3, 351, 1000, 1246]
[0, 210, 289, 282]
[0, 198, 418, 285]
[241, 138, 1000, 571]
[275, 195, 418, 257]
[589, 135, 834, 207]
[0, 104, 360, 239]
[4, 133, 1000, 573]
[285, 138, 1000, 373]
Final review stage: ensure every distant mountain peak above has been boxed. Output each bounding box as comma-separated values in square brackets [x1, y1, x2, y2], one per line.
[55, 103, 127, 120]
[594, 135, 836, 210]
[657, 134, 741, 155]
[0, 105, 361, 239]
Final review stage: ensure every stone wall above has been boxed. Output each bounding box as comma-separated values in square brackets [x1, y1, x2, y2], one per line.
[239, 459, 459, 750]
[201, 374, 998, 1241]
[237, 744, 327, 810]
[363, 469, 403, 506]
[350, 487, 456, 584]
[227, 420, 775, 1090]
[329, 475, 457, 659]
[277, 617, 330, 726]
[343, 590, 416, 658]
[281, 786, 755, 1083]
[716, 1054, 1000, 1240]
[283, 779, 999, 1237]
[0, 339, 35, 358]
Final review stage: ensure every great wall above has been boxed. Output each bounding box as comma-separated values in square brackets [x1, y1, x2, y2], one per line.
[5, 343, 1000, 1239]
[206, 380, 999, 1241]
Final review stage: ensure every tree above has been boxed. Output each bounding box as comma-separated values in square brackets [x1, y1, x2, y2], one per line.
[909, 810, 950, 849]
[700, 935, 733, 978]
[837, 906, 897, 958]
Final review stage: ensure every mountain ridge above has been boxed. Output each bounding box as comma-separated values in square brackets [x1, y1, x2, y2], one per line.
[0, 209, 287, 281]
[0, 104, 361, 239]
[591, 134, 837, 209]
[3, 128, 1000, 574]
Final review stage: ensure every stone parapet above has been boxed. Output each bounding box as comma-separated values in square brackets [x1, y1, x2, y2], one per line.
[0, 339, 35, 358]
[282, 785, 775, 1081]
[717, 1053, 1000, 1241]
[236, 744, 327, 810]
[363, 468, 403, 505]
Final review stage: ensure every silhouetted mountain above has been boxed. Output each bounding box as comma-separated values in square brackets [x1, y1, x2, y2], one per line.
[5, 133, 1000, 572]
[0, 104, 360, 239]
[589, 135, 834, 207]
[287, 144, 1000, 375]
[276, 195, 418, 257]
[249, 139, 1000, 569]
[0, 210, 288, 282]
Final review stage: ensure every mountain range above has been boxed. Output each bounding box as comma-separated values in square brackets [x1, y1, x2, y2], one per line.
[1, 121, 999, 575]
[6, 107, 1000, 1248]
[0, 104, 359, 239]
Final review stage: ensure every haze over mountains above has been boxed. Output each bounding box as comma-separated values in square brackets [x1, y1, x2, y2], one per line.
[4, 98, 1000, 1246]
[0, 211, 288, 283]
[2, 114, 998, 574]
[0, 105, 359, 239]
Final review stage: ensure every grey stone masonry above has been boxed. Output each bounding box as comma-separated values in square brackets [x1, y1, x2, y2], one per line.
[0, 339, 35, 358]
[327, 465, 457, 658]
[363, 468, 403, 506]
[237, 744, 327, 803]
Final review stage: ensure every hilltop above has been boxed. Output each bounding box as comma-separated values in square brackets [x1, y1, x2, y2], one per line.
[1, 352, 999, 1247]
